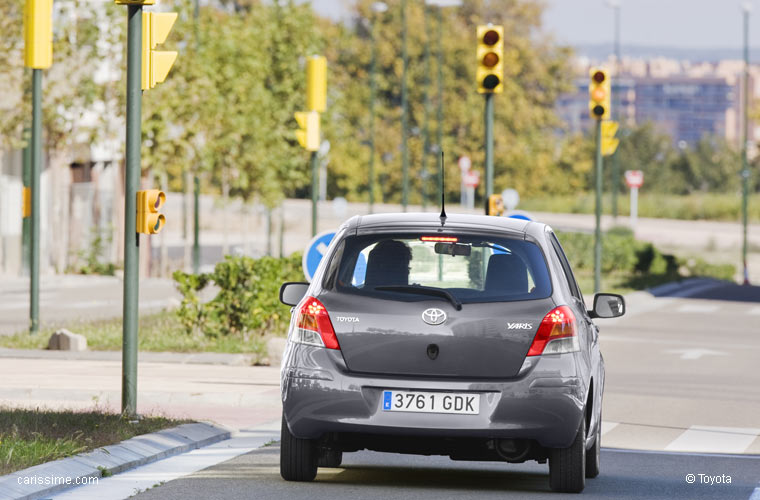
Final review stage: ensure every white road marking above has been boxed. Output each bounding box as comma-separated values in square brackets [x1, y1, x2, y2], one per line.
[749, 485, 760, 500]
[676, 303, 720, 313]
[601, 421, 618, 436]
[665, 425, 760, 454]
[747, 306, 760, 315]
[664, 348, 729, 360]
[51, 426, 279, 500]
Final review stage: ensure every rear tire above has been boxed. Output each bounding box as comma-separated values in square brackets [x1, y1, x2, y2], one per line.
[280, 416, 318, 482]
[585, 415, 601, 479]
[317, 448, 343, 468]
[549, 417, 586, 493]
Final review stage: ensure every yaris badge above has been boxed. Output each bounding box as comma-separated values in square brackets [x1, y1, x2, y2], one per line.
[422, 308, 447, 325]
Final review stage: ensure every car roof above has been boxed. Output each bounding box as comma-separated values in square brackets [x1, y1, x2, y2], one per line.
[343, 212, 546, 239]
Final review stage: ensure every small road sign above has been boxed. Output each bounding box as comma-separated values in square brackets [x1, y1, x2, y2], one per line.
[458, 156, 472, 173]
[505, 210, 534, 221]
[501, 188, 519, 211]
[463, 171, 480, 188]
[302, 230, 336, 281]
[624, 170, 644, 188]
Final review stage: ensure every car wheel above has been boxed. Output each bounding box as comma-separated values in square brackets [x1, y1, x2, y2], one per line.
[549, 417, 586, 493]
[585, 415, 601, 479]
[317, 448, 343, 468]
[280, 416, 318, 481]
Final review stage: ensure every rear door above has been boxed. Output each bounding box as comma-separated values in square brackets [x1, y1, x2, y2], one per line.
[319, 231, 556, 379]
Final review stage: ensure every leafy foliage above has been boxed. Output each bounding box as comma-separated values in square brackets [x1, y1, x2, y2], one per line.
[173, 253, 304, 339]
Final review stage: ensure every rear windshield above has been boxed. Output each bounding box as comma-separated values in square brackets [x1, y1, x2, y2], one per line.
[324, 232, 552, 304]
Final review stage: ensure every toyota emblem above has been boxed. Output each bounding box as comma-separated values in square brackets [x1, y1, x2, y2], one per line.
[421, 308, 447, 326]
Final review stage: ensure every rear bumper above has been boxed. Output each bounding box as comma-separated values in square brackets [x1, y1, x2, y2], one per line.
[281, 345, 587, 449]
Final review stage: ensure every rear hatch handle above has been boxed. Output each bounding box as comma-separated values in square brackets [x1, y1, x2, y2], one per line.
[374, 285, 463, 311]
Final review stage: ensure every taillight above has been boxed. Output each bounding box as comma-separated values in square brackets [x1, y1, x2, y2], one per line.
[293, 297, 340, 350]
[526, 305, 579, 356]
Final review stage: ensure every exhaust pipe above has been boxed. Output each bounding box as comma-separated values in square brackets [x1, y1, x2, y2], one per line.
[495, 439, 531, 463]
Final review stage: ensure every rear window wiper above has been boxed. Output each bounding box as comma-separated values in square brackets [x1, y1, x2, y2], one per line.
[373, 285, 463, 311]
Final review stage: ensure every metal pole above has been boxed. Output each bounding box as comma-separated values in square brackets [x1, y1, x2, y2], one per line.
[29, 69, 42, 334]
[401, 0, 409, 211]
[311, 151, 318, 237]
[22, 127, 31, 277]
[122, 4, 142, 417]
[192, 0, 201, 276]
[594, 118, 603, 294]
[279, 203, 285, 258]
[436, 6, 444, 205]
[421, 4, 432, 211]
[193, 175, 200, 273]
[368, 14, 377, 214]
[611, 3, 621, 219]
[742, 6, 751, 285]
[484, 93, 494, 214]
[266, 206, 272, 256]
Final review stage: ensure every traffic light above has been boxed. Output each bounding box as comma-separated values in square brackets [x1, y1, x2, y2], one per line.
[588, 68, 610, 120]
[487, 194, 504, 216]
[22, 187, 31, 218]
[601, 120, 620, 156]
[141, 12, 178, 90]
[24, 0, 53, 69]
[307, 56, 327, 113]
[136, 189, 165, 234]
[295, 111, 320, 151]
[476, 25, 504, 94]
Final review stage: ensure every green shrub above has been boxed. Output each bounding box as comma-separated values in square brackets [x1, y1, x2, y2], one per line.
[173, 253, 304, 339]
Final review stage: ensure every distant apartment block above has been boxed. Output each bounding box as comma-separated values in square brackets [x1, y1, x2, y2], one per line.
[557, 56, 757, 148]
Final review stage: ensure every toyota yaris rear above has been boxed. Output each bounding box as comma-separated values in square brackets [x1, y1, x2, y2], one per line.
[278, 213, 624, 493]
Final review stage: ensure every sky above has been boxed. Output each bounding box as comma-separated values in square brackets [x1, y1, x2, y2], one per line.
[542, 0, 759, 49]
[309, 0, 760, 50]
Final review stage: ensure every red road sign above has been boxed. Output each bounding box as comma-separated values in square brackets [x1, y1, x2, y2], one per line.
[624, 170, 644, 189]
[463, 171, 480, 188]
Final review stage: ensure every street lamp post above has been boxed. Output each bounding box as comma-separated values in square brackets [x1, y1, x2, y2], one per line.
[401, 0, 409, 211]
[368, 2, 387, 214]
[742, 2, 752, 285]
[606, 0, 621, 220]
[427, 0, 461, 207]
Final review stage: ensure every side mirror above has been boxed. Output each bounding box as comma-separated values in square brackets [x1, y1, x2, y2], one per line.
[279, 282, 309, 306]
[590, 293, 625, 319]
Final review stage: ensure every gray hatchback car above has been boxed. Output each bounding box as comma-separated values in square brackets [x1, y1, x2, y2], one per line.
[278, 212, 624, 493]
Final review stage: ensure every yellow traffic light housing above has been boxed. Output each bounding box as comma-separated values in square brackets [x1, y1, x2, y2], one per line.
[487, 194, 504, 216]
[295, 111, 320, 151]
[307, 56, 327, 113]
[588, 68, 610, 120]
[22, 187, 31, 218]
[142, 12, 178, 90]
[601, 120, 620, 156]
[24, 0, 53, 69]
[136, 189, 165, 234]
[477, 25, 504, 94]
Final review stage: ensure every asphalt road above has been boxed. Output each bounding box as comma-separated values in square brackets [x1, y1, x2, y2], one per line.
[129, 445, 760, 500]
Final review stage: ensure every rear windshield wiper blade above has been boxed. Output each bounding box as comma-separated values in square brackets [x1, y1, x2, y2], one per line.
[373, 285, 463, 311]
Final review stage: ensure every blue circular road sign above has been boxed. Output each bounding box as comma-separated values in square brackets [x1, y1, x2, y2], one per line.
[303, 231, 336, 281]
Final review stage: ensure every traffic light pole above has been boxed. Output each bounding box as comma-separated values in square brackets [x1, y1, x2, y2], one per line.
[30, 68, 42, 334]
[368, 13, 378, 214]
[122, 4, 142, 417]
[484, 93, 494, 214]
[594, 118, 603, 294]
[311, 151, 318, 237]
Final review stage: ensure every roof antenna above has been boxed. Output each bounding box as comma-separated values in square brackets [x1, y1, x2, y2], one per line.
[439, 150, 447, 225]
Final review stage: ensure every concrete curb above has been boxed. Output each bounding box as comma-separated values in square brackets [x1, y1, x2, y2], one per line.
[0, 422, 230, 500]
[0, 348, 259, 366]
